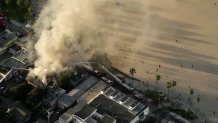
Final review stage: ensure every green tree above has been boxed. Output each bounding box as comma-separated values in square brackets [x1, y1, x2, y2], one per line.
[172, 80, 177, 88]
[188, 87, 194, 110]
[145, 80, 149, 90]
[57, 72, 72, 92]
[195, 95, 200, 115]
[28, 6, 33, 20]
[9, 83, 33, 101]
[26, 88, 47, 106]
[129, 68, 136, 84]
[24, 0, 31, 7]
[17, 0, 24, 7]
[171, 80, 177, 98]
[166, 81, 172, 97]
[155, 75, 161, 92]
[5, 0, 11, 5]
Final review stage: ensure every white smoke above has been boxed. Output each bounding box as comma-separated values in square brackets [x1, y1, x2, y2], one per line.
[28, 0, 103, 83]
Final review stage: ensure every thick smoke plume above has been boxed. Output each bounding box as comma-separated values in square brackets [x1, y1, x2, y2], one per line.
[28, 0, 152, 84]
[28, 0, 104, 83]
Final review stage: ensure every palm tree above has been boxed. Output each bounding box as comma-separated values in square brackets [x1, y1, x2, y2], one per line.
[166, 81, 172, 98]
[155, 75, 161, 92]
[171, 80, 177, 99]
[188, 87, 194, 109]
[145, 80, 149, 90]
[172, 80, 177, 88]
[129, 68, 136, 85]
[195, 95, 200, 115]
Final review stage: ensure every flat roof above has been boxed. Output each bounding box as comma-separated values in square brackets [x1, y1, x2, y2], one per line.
[59, 108, 75, 121]
[8, 43, 22, 52]
[13, 49, 28, 63]
[68, 76, 99, 98]
[45, 87, 66, 102]
[58, 94, 75, 106]
[0, 31, 16, 48]
[99, 114, 116, 123]
[80, 80, 107, 103]
[59, 100, 87, 121]
[2, 57, 25, 68]
[75, 105, 96, 120]
[0, 50, 12, 63]
[101, 86, 148, 115]
[0, 66, 11, 75]
[90, 94, 136, 123]
[9, 101, 32, 121]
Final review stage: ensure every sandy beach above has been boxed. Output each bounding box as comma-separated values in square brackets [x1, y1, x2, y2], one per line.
[94, 0, 218, 122]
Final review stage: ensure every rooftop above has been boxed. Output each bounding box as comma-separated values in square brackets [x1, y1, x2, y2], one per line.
[1, 57, 25, 68]
[90, 94, 135, 123]
[8, 43, 22, 52]
[101, 86, 147, 115]
[9, 101, 32, 122]
[0, 65, 11, 75]
[75, 105, 97, 120]
[59, 100, 87, 122]
[13, 48, 28, 63]
[0, 51, 12, 63]
[79, 80, 107, 103]
[59, 108, 76, 122]
[58, 94, 75, 107]
[0, 65, 12, 83]
[67, 76, 99, 98]
[99, 114, 116, 123]
[0, 30, 16, 49]
[45, 87, 66, 102]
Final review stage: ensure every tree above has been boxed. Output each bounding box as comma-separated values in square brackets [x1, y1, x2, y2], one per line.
[26, 87, 47, 106]
[5, 0, 11, 5]
[171, 80, 177, 98]
[166, 81, 172, 97]
[172, 80, 177, 88]
[188, 87, 194, 109]
[17, 0, 24, 7]
[9, 83, 33, 101]
[24, 0, 31, 7]
[155, 75, 161, 92]
[129, 68, 136, 84]
[28, 6, 33, 20]
[145, 80, 149, 90]
[195, 95, 200, 115]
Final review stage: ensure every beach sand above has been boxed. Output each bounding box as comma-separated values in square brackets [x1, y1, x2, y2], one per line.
[95, 0, 218, 122]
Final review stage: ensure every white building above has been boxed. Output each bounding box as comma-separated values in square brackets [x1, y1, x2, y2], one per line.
[56, 86, 150, 123]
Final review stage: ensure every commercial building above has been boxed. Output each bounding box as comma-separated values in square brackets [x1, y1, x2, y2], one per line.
[57, 100, 87, 123]
[58, 94, 75, 110]
[57, 76, 99, 110]
[56, 84, 150, 123]
[43, 87, 66, 108]
[88, 86, 149, 123]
